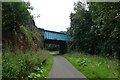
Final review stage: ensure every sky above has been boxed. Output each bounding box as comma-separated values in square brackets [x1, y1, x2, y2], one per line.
[28, 0, 81, 32]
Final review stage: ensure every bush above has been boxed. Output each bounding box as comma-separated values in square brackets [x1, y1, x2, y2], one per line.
[28, 54, 53, 78]
[2, 49, 48, 79]
[20, 25, 32, 43]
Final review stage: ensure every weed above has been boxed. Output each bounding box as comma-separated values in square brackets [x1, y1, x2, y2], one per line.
[2, 49, 53, 79]
[64, 53, 119, 79]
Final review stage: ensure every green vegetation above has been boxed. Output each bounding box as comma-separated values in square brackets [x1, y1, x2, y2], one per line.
[2, 49, 53, 79]
[54, 51, 59, 55]
[66, 1, 120, 79]
[67, 1, 120, 58]
[0, 51, 1, 79]
[2, 0, 120, 79]
[45, 44, 59, 51]
[38, 53, 53, 78]
[20, 25, 32, 43]
[2, 2, 43, 50]
[2, 2, 53, 79]
[28, 53, 53, 78]
[64, 53, 119, 79]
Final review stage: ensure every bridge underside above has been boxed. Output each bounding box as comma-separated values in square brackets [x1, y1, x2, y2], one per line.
[42, 29, 72, 54]
[44, 39, 67, 54]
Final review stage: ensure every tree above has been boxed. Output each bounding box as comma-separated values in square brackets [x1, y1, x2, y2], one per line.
[2, 2, 33, 46]
[2, 2, 43, 51]
[69, 1, 93, 53]
[89, 2, 120, 57]
[68, 1, 120, 58]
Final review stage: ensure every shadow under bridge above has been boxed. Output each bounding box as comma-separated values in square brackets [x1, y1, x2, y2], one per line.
[43, 30, 72, 54]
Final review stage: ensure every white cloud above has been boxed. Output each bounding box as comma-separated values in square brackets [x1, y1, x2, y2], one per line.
[29, 0, 79, 32]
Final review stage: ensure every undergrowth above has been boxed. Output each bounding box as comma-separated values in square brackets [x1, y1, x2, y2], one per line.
[64, 52, 119, 80]
[2, 49, 53, 79]
[20, 25, 32, 43]
[28, 52, 53, 78]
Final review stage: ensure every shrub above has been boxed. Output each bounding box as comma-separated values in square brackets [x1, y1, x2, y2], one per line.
[20, 25, 32, 43]
[2, 49, 48, 79]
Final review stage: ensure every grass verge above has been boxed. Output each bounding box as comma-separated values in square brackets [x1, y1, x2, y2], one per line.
[28, 53, 53, 78]
[63, 52, 119, 80]
[2, 49, 53, 79]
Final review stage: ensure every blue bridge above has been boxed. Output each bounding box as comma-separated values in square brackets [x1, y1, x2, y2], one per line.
[44, 30, 72, 42]
[39, 29, 72, 54]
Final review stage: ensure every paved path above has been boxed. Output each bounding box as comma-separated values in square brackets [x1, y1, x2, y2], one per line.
[48, 55, 88, 79]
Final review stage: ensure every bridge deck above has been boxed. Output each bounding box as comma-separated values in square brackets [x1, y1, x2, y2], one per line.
[44, 30, 72, 42]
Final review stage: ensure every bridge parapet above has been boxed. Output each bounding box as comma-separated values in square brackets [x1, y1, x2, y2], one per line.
[38, 29, 72, 54]
[44, 30, 72, 42]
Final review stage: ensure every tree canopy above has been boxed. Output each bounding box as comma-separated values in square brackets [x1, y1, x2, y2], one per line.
[2, 2, 43, 51]
[68, 1, 120, 58]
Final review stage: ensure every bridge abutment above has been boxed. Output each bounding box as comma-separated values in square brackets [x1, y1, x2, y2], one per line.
[41, 29, 72, 54]
[59, 42, 67, 54]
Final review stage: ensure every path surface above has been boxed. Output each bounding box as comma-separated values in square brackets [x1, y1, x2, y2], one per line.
[48, 55, 88, 79]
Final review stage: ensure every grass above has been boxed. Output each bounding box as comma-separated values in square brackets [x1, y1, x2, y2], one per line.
[63, 52, 119, 80]
[2, 49, 53, 79]
[0, 51, 1, 80]
[41, 53, 53, 77]
[53, 51, 59, 55]
[20, 25, 32, 43]
[20, 25, 43, 44]
[28, 53, 53, 78]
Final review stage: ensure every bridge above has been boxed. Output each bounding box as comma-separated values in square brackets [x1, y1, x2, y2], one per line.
[39, 29, 72, 54]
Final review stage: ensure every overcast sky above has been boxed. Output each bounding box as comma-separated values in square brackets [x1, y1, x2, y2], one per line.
[29, 0, 81, 32]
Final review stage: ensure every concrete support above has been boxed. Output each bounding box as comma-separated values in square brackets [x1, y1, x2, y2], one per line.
[44, 39, 68, 54]
[59, 42, 67, 54]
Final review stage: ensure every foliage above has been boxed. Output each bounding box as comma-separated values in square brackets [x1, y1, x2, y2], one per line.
[68, 1, 120, 58]
[2, 1, 52, 79]
[19, 25, 43, 45]
[0, 51, 1, 79]
[2, 2, 32, 40]
[2, 2, 43, 50]
[29, 27, 43, 45]
[68, 1, 93, 53]
[89, 2, 120, 57]
[64, 53, 119, 79]
[54, 51, 59, 55]
[20, 25, 32, 43]
[2, 49, 53, 79]
[45, 44, 59, 51]
[28, 53, 53, 78]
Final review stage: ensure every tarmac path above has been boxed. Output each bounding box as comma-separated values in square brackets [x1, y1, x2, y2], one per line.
[48, 55, 88, 79]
